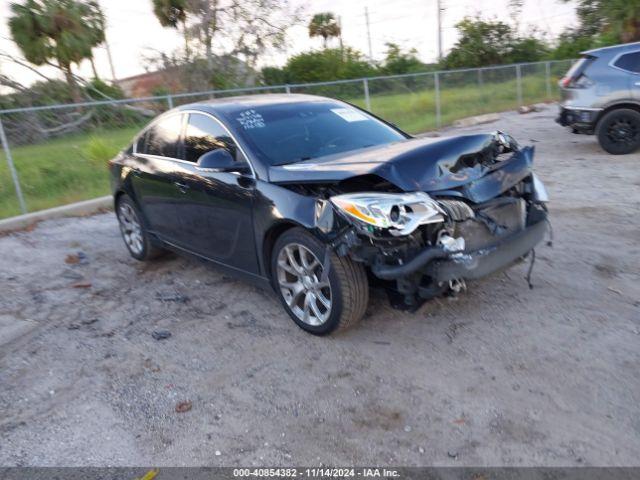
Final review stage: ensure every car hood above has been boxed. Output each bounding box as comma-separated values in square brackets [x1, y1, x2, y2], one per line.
[268, 134, 534, 201]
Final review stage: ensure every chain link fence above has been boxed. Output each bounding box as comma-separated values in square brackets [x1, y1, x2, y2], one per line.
[0, 59, 573, 220]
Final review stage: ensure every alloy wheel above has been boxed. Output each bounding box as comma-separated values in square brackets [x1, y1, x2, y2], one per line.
[276, 243, 332, 326]
[118, 202, 144, 255]
[607, 118, 639, 146]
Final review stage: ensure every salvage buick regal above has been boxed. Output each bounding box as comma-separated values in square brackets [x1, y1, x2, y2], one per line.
[110, 94, 549, 335]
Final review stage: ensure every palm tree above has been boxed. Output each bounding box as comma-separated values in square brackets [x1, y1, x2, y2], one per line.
[9, 0, 105, 104]
[151, 0, 191, 59]
[308, 12, 341, 49]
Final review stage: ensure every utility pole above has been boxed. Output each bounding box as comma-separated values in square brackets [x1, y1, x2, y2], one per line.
[104, 39, 117, 82]
[437, 0, 443, 62]
[338, 15, 344, 60]
[364, 6, 373, 62]
[98, 0, 117, 81]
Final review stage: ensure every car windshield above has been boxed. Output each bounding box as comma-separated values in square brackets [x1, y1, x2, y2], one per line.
[225, 101, 407, 166]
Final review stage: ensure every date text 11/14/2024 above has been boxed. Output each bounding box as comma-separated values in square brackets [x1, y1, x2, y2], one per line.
[233, 468, 400, 478]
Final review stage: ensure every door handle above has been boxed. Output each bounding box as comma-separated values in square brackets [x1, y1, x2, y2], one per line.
[174, 181, 189, 193]
[635, 82, 640, 86]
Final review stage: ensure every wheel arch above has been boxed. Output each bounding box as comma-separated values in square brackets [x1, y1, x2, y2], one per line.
[113, 189, 126, 210]
[595, 102, 640, 127]
[261, 220, 327, 281]
[113, 188, 152, 230]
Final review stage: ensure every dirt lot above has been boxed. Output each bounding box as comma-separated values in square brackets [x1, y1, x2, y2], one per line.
[1, 108, 639, 467]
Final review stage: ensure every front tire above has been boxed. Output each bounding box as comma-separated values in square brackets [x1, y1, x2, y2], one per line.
[271, 228, 369, 335]
[116, 194, 165, 261]
[596, 108, 640, 155]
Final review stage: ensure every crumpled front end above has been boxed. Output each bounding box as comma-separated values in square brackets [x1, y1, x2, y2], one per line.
[368, 194, 548, 305]
[318, 132, 550, 308]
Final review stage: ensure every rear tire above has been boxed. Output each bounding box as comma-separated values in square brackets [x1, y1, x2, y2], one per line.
[596, 108, 640, 155]
[116, 194, 165, 261]
[271, 227, 369, 335]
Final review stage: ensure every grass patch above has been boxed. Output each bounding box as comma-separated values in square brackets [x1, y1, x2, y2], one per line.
[0, 127, 138, 218]
[356, 74, 556, 133]
[0, 71, 562, 219]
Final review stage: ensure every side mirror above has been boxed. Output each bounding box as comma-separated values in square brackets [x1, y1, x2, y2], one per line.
[196, 148, 238, 172]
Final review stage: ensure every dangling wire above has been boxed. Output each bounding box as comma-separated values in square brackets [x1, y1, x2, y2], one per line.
[525, 249, 536, 289]
[545, 218, 554, 247]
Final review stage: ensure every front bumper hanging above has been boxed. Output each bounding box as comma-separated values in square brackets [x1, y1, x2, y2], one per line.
[371, 217, 548, 283]
[424, 218, 547, 283]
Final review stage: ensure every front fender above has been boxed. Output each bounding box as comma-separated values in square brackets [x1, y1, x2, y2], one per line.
[252, 181, 344, 278]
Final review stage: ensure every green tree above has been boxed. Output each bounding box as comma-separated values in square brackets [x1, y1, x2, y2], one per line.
[308, 12, 341, 49]
[548, 31, 595, 60]
[283, 48, 375, 83]
[151, 0, 297, 75]
[569, 0, 640, 42]
[86, 78, 125, 101]
[380, 42, 427, 75]
[9, 0, 105, 103]
[152, 0, 190, 58]
[443, 18, 514, 68]
[443, 17, 548, 68]
[603, 0, 640, 42]
[261, 66, 289, 85]
[509, 37, 549, 62]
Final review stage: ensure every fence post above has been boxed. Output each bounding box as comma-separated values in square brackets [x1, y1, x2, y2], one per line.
[516, 64, 523, 107]
[0, 116, 27, 215]
[285, 84, 291, 94]
[166, 94, 174, 109]
[363, 78, 371, 112]
[545, 61, 552, 100]
[434, 72, 441, 128]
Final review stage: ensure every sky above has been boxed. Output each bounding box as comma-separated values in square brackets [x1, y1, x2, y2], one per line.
[0, 0, 577, 87]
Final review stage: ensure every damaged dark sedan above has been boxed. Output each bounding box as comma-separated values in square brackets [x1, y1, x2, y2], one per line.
[110, 94, 549, 335]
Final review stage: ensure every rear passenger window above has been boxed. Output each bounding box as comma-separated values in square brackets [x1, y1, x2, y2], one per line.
[614, 52, 640, 73]
[144, 114, 183, 158]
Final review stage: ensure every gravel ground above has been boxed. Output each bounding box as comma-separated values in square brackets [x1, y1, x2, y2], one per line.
[0, 107, 639, 467]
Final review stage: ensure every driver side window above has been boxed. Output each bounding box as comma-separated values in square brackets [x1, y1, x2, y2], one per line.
[184, 113, 242, 163]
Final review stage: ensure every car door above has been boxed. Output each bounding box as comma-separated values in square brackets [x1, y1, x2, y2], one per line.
[130, 112, 185, 243]
[171, 112, 260, 275]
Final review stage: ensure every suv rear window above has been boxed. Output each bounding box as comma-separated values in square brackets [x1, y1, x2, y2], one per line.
[613, 52, 640, 73]
[565, 55, 595, 79]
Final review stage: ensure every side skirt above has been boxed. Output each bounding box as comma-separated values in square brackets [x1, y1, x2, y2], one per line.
[151, 233, 273, 292]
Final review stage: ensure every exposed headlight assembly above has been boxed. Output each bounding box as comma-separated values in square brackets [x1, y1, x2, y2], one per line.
[493, 130, 518, 151]
[330, 192, 444, 236]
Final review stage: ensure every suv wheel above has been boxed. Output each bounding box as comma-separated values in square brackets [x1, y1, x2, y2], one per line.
[271, 228, 369, 335]
[596, 108, 640, 155]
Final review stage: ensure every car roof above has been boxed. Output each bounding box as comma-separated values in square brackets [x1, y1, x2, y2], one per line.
[174, 93, 339, 116]
[582, 41, 640, 57]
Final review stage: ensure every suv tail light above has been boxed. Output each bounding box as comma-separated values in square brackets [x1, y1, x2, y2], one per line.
[560, 55, 596, 89]
[560, 74, 594, 89]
